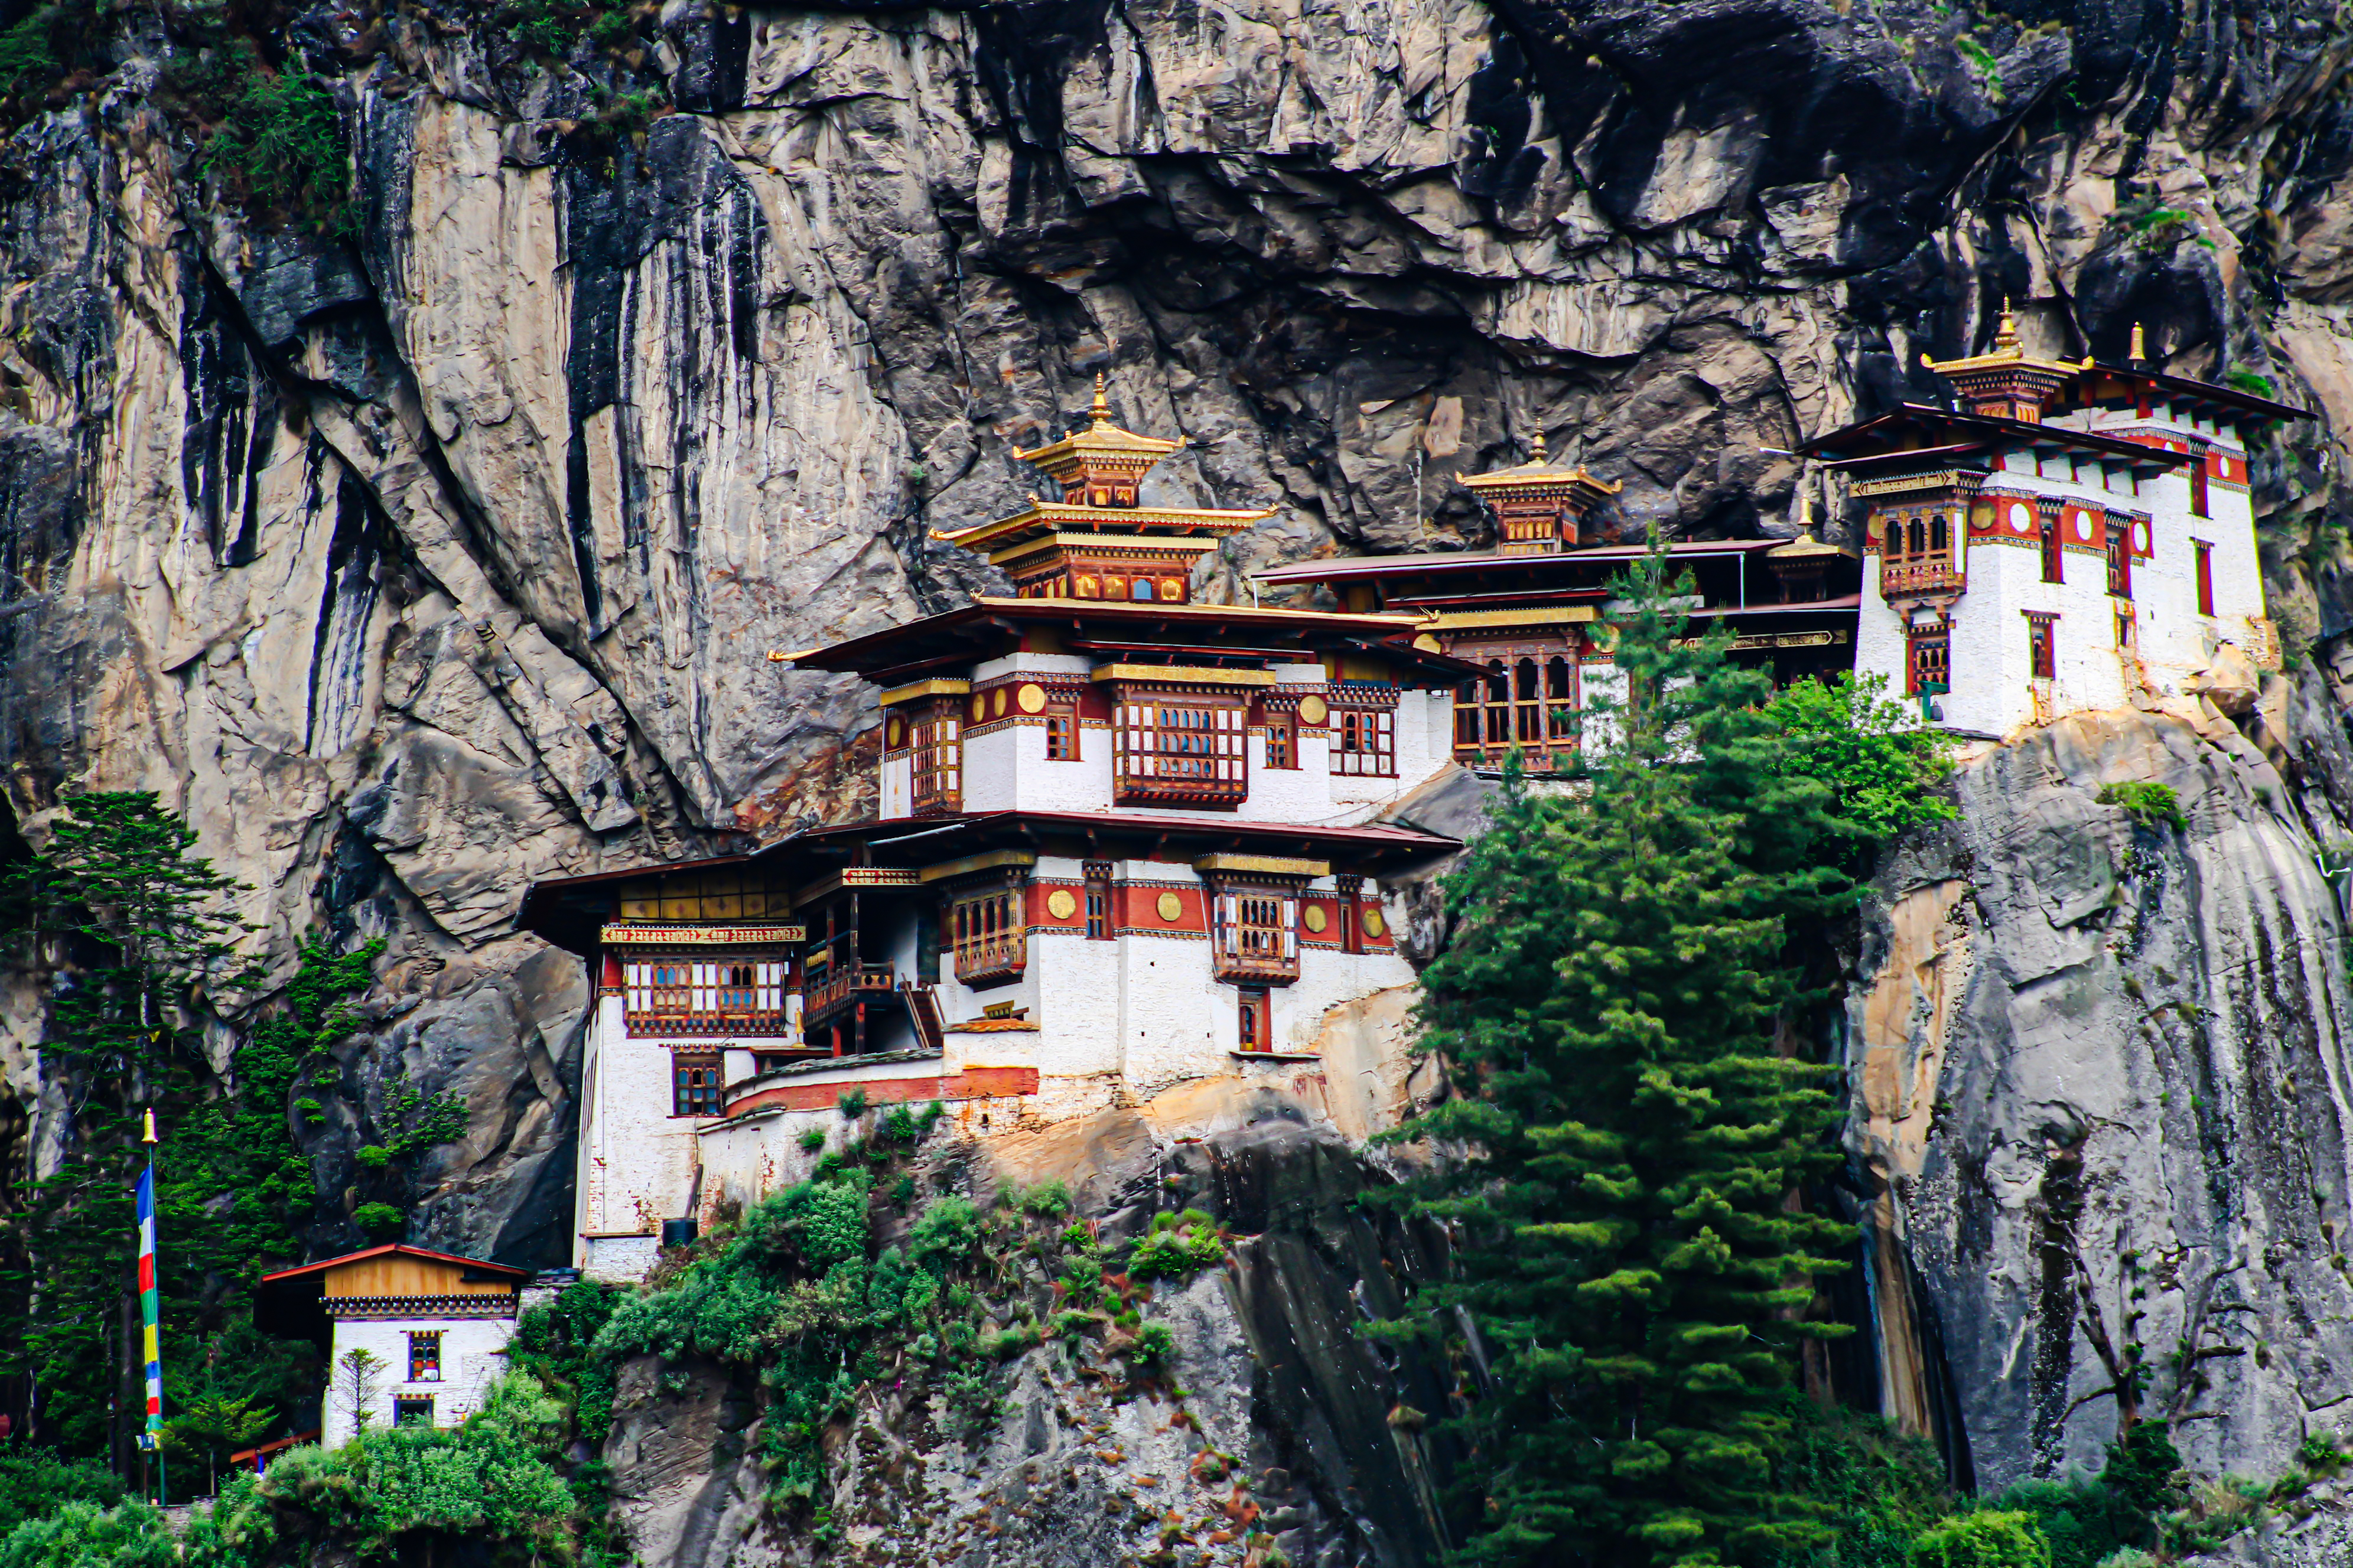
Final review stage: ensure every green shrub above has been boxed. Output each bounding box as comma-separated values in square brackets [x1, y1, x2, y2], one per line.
[352, 1201, 404, 1237]
[1018, 1179, 1073, 1218]
[907, 1195, 982, 1266]
[2297, 1429, 2341, 1468]
[2090, 1551, 2156, 1568]
[197, 51, 352, 233]
[798, 1125, 826, 1153]
[2224, 369, 2278, 399]
[1907, 1511, 2051, 1568]
[2096, 781, 2186, 832]
[1128, 1321, 1177, 1367]
[1764, 671, 1958, 843]
[1774, 1396, 1952, 1567]
[0, 1498, 177, 1568]
[354, 1144, 392, 1169]
[836, 1088, 868, 1119]
[0, 1450, 122, 1538]
[1128, 1210, 1225, 1280]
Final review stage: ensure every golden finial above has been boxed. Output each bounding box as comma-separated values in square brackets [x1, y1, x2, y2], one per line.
[1797, 488, 1815, 540]
[2129, 321, 2146, 361]
[142, 1109, 157, 1145]
[1531, 428, 1548, 464]
[1089, 373, 1111, 426]
[1994, 299, 2020, 353]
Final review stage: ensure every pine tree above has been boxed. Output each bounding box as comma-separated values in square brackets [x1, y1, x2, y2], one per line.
[1379, 551, 1861, 1567]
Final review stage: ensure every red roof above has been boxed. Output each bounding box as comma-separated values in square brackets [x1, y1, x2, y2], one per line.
[258, 1244, 531, 1285]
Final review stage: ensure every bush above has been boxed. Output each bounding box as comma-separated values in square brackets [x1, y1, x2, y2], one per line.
[1907, 1511, 2051, 1568]
[907, 1195, 982, 1267]
[0, 1450, 122, 1538]
[196, 51, 352, 232]
[1764, 671, 1958, 842]
[798, 1125, 826, 1153]
[0, 1498, 177, 1568]
[1128, 1210, 1225, 1280]
[354, 1144, 392, 1169]
[352, 1201, 405, 1237]
[1774, 1397, 1952, 1567]
[1128, 1321, 1177, 1368]
[2096, 781, 2186, 832]
[836, 1088, 868, 1119]
[1018, 1179, 1072, 1218]
[2297, 1429, 2341, 1468]
[2224, 369, 2277, 399]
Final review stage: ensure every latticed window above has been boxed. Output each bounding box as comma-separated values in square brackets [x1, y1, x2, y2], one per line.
[1114, 700, 1246, 803]
[949, 881, 1026, 985]
[1905, 630, 1949, 697]
[1210, 886, 1298, 983]
[1083, 862, 1112, 940]
[1264, 713, 1295, 770]
[1331, 705, 1395, 777]
[407, 1332, 441, 1382]
[1454, 657, 1574, 765]
[2040, 510, 2065, 584]
[1045, 713, 1076, 760]
[912, 706, 961, 814]
[672, 1054, 723, 1117]
[624, 959, 787, 1034]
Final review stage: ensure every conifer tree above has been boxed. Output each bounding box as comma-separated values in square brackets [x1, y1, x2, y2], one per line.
[1380, 551, 1861, 1567]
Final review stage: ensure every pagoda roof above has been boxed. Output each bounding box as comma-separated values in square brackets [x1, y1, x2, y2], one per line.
[1805, 405, 2195, 470]
[1010, 377, 1187, 470]
[780, 596, 1475, 684]
[1256, 537, 1797, 590]
[519, 810, 1460, 956]
[2066, 358, 2312, 426]
[933, 498, 1275, 557]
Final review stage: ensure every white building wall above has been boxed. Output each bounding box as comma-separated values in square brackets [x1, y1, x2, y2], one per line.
[323, 1314, 514, 1447]
[572, 994, 702, 1274]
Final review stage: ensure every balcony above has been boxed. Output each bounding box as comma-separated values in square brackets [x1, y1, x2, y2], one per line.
[1879, 560, 1964, 599]
[624, 1006, 792, 1039]
[803, 963, 899, 1028]
[954, 933, 1027, 989]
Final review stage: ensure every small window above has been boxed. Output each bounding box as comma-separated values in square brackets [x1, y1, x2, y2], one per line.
[2027, 615, 2058, 681]
[2194, 540, 2215, 616]
[912, 705, 962, 814]
[1083, 862, 1112, 940]
[672, 1054, 723, 1117]
[407, 1332, 441, 1383]
[1132, 578, 1156, 601]
[2040, 511, 2064, 584]
[1331, 706, 1395, 777]
[2116, 612, 2134, 650]
[2191, 454, 2209, 518]
[1236, 987, 1271, 1053]
[1045, 712, 1076, 761]
[392, 1396, 434, 1429]
[2106, 519, 2132, 600]
[1264, 715, 1294, 770]
[1906, 631, 1948, 697]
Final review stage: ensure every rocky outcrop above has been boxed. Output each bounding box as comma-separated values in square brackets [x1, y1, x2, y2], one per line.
[1851, 689, 2353, 1491]
[603, 1104, 1456, 1568]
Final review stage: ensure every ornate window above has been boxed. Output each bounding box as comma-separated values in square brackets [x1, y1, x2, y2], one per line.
[1332, 704, 1395, 777]
[672, 1052, 723, 1116]
[1209, 885, 1298, 985]
[624, 959, 788, 1035]
[1454, 656, 1576, 768]
[2191, 452, 2210, 518]
[1114, 698, 1247, 804]
[407, 1332, 441, 1383]
[1905, 628, 1949, 697]
[1083, 862, 1112, 940]
[1045, 712, 1076, 760]
[948, 876, 1027, 987]
[1264, 712, 1295, 770]
[912, 704, 962, 814]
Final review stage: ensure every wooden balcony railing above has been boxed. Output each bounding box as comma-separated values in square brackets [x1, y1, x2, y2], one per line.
[1879, 560, 1964, 598]
[954, 933, 1026, 988]
[803, 963, 897, 1027]
[624, 1007, 793, 1038]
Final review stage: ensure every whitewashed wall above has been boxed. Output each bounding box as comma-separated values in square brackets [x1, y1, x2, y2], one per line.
[322, 1314, 514, 1447]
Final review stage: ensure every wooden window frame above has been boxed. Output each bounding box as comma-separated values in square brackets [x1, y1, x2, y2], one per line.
[2106, 518, 2132, 599]
[2026, 613, 2058, 681]
[1083, 862, 1112, 940]
[407, 1331, 442, 1383]
[1236, 986, 1272, 1052]
[392, 1396, 435, 1429]
[1330, 700, 1397, 778]
[1044, 711, 1077, 761]
[1263, 712, 1296, 770]
[2190, 451, 2210, 518]
[1905, 627, 1949, 697]
[911, 702, 962, 815]
[947, 874, 1027, 987]
[2193, 539, 2215, 616]
[672, 1052, 724, 1117]
[1454, 654, 1576, 768]
[2039, 508, 2065, 584]
[1209, 882, 1300, 985]
[1113, 695, 1247, 806]
[624, 956, 789, 1036]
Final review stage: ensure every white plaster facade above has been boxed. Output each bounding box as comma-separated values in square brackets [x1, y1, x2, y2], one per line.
[323, 1312, 514, 1447]
[1850, 389, 2274, 739]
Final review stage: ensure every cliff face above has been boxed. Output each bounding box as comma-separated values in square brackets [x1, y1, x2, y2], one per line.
[8, 0, 2353, 1549]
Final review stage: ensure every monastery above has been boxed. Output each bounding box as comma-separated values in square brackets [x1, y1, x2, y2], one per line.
[512, 336, 2303, 1286]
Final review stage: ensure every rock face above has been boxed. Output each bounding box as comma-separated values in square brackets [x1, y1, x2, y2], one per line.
[1851, 687, 2353, 1492]
[5, 0, 2353, 1540]
[603, 1106, 1456, 1568]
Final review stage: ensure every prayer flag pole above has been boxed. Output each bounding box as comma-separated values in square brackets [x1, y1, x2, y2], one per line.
[136, 1109, 165, 1507]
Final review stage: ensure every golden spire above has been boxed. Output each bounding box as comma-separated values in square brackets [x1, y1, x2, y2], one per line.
[1994, 299, 2020, 354]
[1797, 488, 1815, 540]
[1531, 428, 1548, 463]
[2129, 321, 2146, 361]
[1089, 373, 1111, 426]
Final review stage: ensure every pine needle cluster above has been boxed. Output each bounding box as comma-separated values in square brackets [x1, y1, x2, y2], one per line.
[1378, 551, 1878, 1567]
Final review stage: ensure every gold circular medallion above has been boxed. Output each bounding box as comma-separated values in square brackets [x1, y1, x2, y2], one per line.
[1017, 683, 1047, 714]
[1156, 891, 1184, 922]
[1046, 889, 1078, 920]
[1302, 905, 1327, 933]
[1362, 907, 1384, 938]
[1298, 694, 1329, 726]
[885, 717, 904, 748]
[992, 687, 1008, 717]
[969, 694, 987, 720]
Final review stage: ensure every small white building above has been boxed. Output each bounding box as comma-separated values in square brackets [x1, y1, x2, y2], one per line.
[1812, 317, 2306, 736]
[259, 1244, 530, 1446]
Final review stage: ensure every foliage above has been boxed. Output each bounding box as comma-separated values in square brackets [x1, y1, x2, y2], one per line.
[2224, 369, 2278, 399]
[1372, 550, 1859, 1567]
[1764, 672, 1958, 845]
[496, 0, 641, 56]
[1771, 1397, 1954, 1568]
[194, 48, 351, 233]
[0, 1449, 121, 1538]
[352, 1201, 405, 1238]
[334, 1347, 389, 1437]
[162, 1393, 274, 1498]
[1127, 1210, 1225, 1280]
[0, 1497, 177, 1568]
[0, 0, 99, 123]
[2095, 782, 2186, 832]
[907, 1195, 982, 1266]
[836, 1087, 868, 1119]
[1905, 1511, 2050, 1568]
[1017, 1178, 1073, 1217]
[1984, 1424, 2182, 1568]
